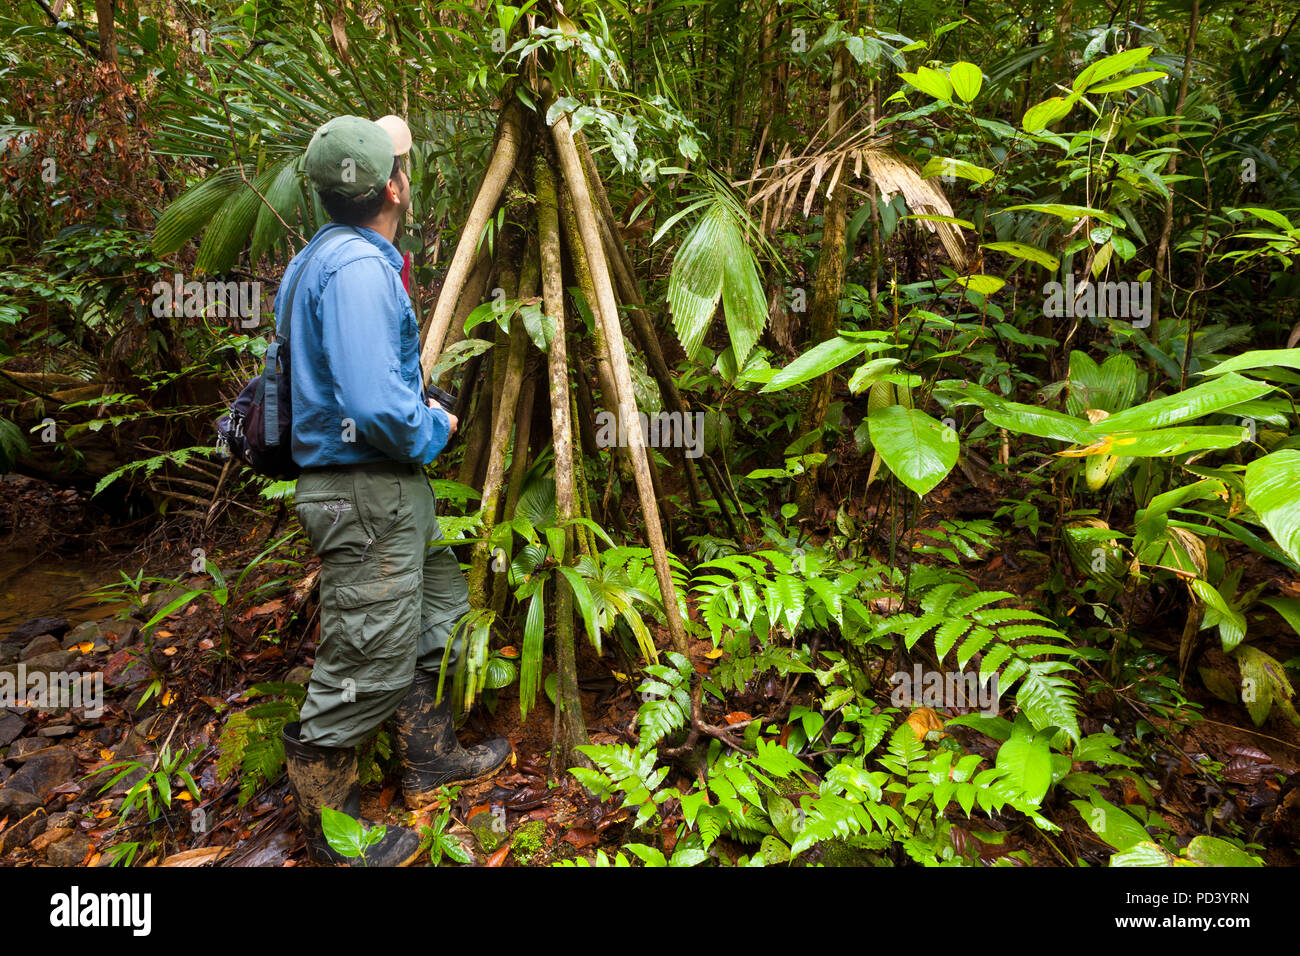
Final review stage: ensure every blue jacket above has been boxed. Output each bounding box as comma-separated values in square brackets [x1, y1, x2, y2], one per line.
[276, 222, 450, 468]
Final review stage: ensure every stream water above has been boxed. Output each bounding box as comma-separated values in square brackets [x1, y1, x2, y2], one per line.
[0, 547, 133, 636]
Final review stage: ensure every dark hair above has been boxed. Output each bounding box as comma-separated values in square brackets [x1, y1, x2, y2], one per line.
[319, 156, 402, 226]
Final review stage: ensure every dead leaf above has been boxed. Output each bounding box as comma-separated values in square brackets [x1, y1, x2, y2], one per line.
[485, 845, 510, 867]
[245, 599, 284, 618]
[161, 847, 231, 867]
[723, 711, 752, 726]
[161, 647, 177, 657]
[1226, 744, 1271, 763]
[562, 827, 598, 849]
[906, 707, 946, 740]
[704, 647, 725, 660]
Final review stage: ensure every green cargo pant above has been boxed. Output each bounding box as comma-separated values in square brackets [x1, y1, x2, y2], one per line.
[293, 460, 470, 748]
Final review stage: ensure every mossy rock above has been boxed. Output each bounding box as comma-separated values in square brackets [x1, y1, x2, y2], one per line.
[468, 808, 506, 853]
[509, 820, 548, 866]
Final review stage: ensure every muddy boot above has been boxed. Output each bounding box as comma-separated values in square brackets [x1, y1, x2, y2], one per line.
[282, 721, 421, 866]
[394, 672, 511, 807]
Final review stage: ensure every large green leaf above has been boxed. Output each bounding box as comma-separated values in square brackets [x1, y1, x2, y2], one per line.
[1071, 796, 1150, 851]
[152, 167, 243, 257]
[994, 722, 1053, 803]
[1199, 348, 1300, 377]
[938, 382, 1093, 443]
[250, 156, 306, 264]
[1244, 450, 1300, 565]
[666, 201, 767, 365]
[979, 241, 1059, 270]
[1073, 425, 1246, 458]
[948, 61, 983, 102]
[196, 169, 274, 274]
[1066, 351, 1138, 416]
[1073, 47, 1153, 93]
[1093, 373, 1272, 433]
[1183, 836, 1263, 867]
[898, 65, 953, 101]
[760, 336, 882, 393]
[866, 406, 958, 496]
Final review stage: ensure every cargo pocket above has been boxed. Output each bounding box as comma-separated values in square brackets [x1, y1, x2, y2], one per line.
[317, 567, 423, 693]
[352, 470, 405, 546]
[295, 491, 371, 565]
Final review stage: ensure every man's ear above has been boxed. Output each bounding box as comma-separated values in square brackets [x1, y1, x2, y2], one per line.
[384, 177, 402, 205]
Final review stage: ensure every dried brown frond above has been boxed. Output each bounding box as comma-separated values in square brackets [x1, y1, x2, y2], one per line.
[738, 114, 968, 271]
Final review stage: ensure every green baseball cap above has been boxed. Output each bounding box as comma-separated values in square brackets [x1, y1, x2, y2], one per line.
[304, 114, 411, 199]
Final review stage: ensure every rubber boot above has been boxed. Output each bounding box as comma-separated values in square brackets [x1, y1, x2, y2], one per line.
[394, 672, 512, 807]
[282, 721, 421, 866]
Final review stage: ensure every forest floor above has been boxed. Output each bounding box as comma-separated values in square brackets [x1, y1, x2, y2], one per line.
[1, 472, 1298, 867]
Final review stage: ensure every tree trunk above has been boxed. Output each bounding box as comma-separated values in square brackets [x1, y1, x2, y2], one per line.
[794, 0, 855, 515]
[1150, 0, 1200, 342]
[548, 94, 689, 657]
[537, 152, 590, 768]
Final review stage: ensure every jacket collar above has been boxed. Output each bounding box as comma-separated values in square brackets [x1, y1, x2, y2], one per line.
[318, 222, 403, 271]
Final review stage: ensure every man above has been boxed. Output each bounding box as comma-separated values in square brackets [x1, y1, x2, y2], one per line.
[279, 114, 510, 866]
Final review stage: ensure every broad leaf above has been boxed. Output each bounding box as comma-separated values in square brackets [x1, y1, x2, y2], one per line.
[1245, 450, 1300, 565]
[866, 406, 958, 496]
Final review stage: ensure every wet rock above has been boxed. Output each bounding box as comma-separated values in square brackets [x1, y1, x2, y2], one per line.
[468, 806, 507, 852]
[46, 810, 76, 829]
[5, 737, 54, 763]
[240, 830, 295, 867]
[0, 645, 17, 666]
[7, 618, 69, 645]
[20, 634, 61, 661]
[0, 787, 42, 818]
[0, 807, 47, 855]
[0, 712, 25, 748]
[60, 621, 112, 652]
[0, 650, 77, 682]
[5, 746, 76, 799]
[0, 765, 9, 785]
[45, 830, 91, 866]
[102, 648, 144, 688]
[37, 724, 75, 738]
[29, 826, 73, 853]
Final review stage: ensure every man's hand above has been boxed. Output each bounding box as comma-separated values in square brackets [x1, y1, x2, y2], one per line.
[427, 396, 459, 435]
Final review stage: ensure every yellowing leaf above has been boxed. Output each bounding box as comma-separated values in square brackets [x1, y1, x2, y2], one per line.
[906, 706, 946, 739]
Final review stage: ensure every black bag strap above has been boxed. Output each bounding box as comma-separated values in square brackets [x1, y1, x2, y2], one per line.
[263, 224, 361, 442]
[276, 223, 362, 343]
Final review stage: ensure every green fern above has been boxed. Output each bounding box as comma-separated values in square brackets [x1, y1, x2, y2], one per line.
[879, 581, 1083, 742]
